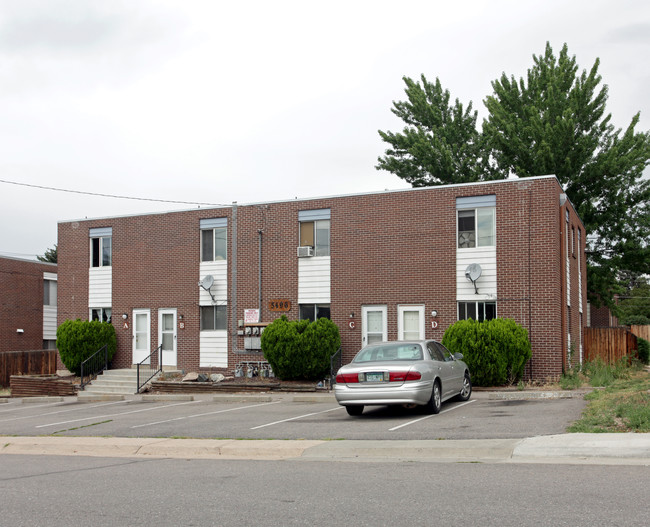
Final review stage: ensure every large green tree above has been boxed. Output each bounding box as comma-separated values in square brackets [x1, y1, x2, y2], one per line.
[376, 75, 498, 186]
[377, 43, 650, 308]
[37, 244, 57, 263]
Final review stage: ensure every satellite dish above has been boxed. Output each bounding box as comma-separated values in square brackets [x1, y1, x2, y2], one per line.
[198, 275, 217, 304]
[199, 275, 214, 290]
[465, 263, 482, 294]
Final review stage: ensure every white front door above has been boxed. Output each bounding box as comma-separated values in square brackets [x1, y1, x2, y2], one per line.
[159, 309, 177, 367]
[398, 305, 425, 340]
[362, 305, 387, 347]
[132, 309, 150, 364]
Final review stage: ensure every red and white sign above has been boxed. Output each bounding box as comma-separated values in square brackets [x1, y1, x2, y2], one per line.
[244, 309, 260, 324]
[431, 321, 438, 329]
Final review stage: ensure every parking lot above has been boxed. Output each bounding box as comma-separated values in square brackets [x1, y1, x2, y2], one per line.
[0, 391, 587, 441]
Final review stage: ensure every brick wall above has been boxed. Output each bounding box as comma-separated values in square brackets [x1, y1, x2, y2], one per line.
[57, 176, 586, 381]
[0, 256, 57, 353]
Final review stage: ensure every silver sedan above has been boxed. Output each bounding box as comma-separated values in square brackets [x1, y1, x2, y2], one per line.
[334, 340, 471, 416]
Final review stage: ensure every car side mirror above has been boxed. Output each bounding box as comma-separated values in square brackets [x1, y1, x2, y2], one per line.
[453, 353, 464, 360]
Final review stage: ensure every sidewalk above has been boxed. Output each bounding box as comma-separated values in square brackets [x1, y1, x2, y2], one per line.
[2, 433, 649, 465]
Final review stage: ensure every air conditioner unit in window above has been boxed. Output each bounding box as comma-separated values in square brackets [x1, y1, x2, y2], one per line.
[297, 246, 314, 257]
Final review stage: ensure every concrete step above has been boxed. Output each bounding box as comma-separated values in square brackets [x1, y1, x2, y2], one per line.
[80, 368, 148, 396]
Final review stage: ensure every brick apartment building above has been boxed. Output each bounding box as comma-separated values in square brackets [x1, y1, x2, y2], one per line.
[57, 175, 586, 381]
[0, 256, 57, 353]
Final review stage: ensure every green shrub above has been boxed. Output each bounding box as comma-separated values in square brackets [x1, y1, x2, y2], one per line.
[261, 315, 341, 381]
[56, 319, 117, 375]
[637, 338, 649, 365]
[442, 318, 531, 386]
[622, 315, 650, 325]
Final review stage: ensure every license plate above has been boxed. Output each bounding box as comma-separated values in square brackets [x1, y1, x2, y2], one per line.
[364, 372, 385, 382]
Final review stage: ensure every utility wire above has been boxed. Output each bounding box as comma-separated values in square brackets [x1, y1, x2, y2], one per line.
[0, 178, 228, 207]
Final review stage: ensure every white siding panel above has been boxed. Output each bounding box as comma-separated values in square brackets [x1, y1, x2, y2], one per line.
[298, 256, 330, 303]
[88, 267, 112, 306]
[199, 261, 228, 305]
[43, 305, 57, 340]
[200, 331, 228, 367]
[456, 247, 497, 301]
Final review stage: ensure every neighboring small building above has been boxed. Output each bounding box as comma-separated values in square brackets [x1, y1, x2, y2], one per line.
[588, 302, 619, 328]
[0, 256, 57, 352]
[57, 175, 587, 381]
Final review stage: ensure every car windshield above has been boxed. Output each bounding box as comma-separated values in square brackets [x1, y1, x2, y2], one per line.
[353, 343, 423, 363]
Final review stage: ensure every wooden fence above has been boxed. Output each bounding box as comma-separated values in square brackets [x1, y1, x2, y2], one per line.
[0, 350, 57, 387]
[583, 328, 637, 364]
[630, 325, 650, 342]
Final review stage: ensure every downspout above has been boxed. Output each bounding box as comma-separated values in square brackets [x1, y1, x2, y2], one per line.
[528, 187, 533, 380]
[231, 202, 238, 358]
[258, 229, 263, 313]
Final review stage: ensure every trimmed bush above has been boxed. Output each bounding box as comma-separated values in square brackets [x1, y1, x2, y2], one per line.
[261, 315, 341, 381]
[442, 318, 531, 386]
[56, 319, 117, 375]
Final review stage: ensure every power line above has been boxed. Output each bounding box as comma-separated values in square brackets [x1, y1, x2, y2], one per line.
[0, 178, 228, 207]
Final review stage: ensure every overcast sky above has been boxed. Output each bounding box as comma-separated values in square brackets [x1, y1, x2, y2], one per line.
[1, 0, 649, 260]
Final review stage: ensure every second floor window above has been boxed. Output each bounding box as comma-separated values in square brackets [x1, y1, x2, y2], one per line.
[43, 279, 57, 306]
[200, 218, 228, 262]
[456, 195, 496, 249]
[89, 227, 112, 267]
[298, 209, 331, 257]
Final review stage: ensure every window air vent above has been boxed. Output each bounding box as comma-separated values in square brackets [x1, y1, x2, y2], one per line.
[297, 246, 314, 257]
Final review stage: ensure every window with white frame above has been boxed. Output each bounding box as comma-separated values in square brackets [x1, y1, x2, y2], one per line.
[90, 227, 112, 267]
[43, 279, 57, 306]
[299, 304, 330, 322]
[456, 196, 496, 248]
[298, 209, 330, 256]
[200, 218, 227, 261]
[458, 301, 496, 322]
[90, 307, 112, 323]
[200, 305, 227, 330]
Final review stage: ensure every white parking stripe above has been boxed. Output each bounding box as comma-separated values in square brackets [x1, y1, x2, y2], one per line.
[0, 400, 127, 423]
[131, 400, 282, 429]
[251, 406, 345, 429]
[388, 400, 476, 431]
[34, 400, 199, 428]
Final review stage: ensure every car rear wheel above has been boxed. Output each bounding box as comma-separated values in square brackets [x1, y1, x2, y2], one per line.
[346, 405, 364, 416]
[424, 381, 441, 414]
[458, 372, 472, 401]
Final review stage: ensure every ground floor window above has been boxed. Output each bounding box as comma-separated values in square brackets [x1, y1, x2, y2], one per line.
[43, 340, 56, 350]
[299, 304, 330, 322]
[90, 307, 112, 323]
[458, 301, 496, 322]
[200, 305, 227, 330]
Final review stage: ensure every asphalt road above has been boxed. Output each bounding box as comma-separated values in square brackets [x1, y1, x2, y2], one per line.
[2, 455, 648, 527]
[0, 392, 587, 440]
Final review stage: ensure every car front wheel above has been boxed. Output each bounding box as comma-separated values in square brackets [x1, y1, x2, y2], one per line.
[346, 405, 364, 416]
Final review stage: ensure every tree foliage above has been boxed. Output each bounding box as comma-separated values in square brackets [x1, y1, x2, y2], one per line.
[617, 277, 650, 325]
[37, 244, 57, 263]
[377, 43, 650, 308]
[441, 318, 531, 386]
[56, 319, 117, 376]
[377, 75, 498, 186]
[261, 315, 341, 381]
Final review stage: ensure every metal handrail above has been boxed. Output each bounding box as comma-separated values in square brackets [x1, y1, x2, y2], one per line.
[80, 344, 109, 390]
[329, 347, 342, 389]
[136, 345, 163, 393]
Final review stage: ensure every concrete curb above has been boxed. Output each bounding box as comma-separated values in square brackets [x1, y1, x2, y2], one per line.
[2, 434, 649, 465]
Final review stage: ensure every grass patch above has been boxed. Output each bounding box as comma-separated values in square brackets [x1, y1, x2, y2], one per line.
[568, 365, 650, 433]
